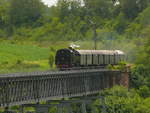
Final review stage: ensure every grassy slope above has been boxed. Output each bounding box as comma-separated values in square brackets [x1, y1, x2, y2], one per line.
[0, 41, 50, 73]
[0, 43, 49, 61]
[0, 41, 71, 73]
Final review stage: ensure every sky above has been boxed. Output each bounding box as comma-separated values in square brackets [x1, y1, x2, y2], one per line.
[42, 0, 85, 7]
[42, 0, 58, 7]
[42, 0, 120, 7]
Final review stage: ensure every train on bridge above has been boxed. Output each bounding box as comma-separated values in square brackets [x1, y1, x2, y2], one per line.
[0, 47, 129, 110]
[55, 47, 125, 69]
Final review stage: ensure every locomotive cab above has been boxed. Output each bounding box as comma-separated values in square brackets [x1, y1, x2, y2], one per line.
[55, 49, 72, 68]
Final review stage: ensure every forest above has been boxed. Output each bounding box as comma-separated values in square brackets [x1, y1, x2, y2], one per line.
[0, 0, 150, 112]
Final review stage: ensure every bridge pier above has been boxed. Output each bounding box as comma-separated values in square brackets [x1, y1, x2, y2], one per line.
[81, 102, 87, 113]
[3, 107, 16, 113]
[56, 103, 73, 113]
[1, 96, 108, 113]
[16, 96, 101, 113]
[19, 105, 23, 113]
[57, 104, 63, 113]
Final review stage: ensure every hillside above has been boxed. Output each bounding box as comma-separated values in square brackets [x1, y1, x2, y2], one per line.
[0, 41, 50, 73]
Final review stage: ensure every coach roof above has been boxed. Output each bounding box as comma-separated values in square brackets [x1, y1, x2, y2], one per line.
[76, 50, 124, 55]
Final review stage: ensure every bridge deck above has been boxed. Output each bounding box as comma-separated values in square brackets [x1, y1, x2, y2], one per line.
[0, 69, 122, 107]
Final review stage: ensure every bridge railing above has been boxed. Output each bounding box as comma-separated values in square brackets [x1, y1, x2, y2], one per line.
[0, 69, 122, 107]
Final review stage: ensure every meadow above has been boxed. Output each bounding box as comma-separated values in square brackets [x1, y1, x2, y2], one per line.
[0, 41, 49, 73]
[0, 40, 73, 73]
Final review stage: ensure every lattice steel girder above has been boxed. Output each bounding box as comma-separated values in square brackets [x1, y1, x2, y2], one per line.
[0, 69, 122, 107]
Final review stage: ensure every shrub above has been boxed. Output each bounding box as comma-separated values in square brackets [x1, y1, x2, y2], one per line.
[138, 85, 150, 98]
[95, 86, 144, 113]
[130, 64, 149, 89]
[16, 59, 23, 65]
[48, 53, 54, 68]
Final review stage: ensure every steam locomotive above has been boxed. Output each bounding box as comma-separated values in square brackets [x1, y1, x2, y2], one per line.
[55, 47, 125, 69]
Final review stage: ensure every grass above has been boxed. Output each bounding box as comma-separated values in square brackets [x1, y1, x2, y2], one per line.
[0, 40, 71, 73]
[0, 41, 50, 73]
[0, 60, 50, 73]
[0, 42, 49, 62]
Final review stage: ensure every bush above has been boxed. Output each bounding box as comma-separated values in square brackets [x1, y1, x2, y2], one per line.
[48, 53, 54, 68]
[94, 86, 150, 113]
[138, 85, 150, 98]
[16, 59, 23, 65]
[130, 65, 150, 89]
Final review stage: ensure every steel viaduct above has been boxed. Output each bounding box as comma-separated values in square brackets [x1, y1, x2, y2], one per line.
[0, 69, 129, 113]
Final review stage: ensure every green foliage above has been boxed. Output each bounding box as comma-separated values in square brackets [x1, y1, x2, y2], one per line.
[137, 4, 150, 26]
[138, 85, 150, 98]
[131, 65, 150, 89]
[49, 106, 57, 113]
[13, 27, 33, 40]
[84, 0, 113, 18]
[113, 13, 128, 34]
[114, 61, 127, 71]
[125, 23, 142, 39]
[95, 86, 150, 113]
[107, 61, 128, 71]
[48, 53, 54, 68]
[0, 0, 9, 27]
[0, 0, 149, 42]
[136, 28, 150, 69]
[9, 0, 45, 26]
[100, 86, 133, 97]
[118, 0, 139, 19]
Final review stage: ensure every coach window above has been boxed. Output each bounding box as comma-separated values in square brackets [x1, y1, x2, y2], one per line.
[92, 54, 94, 65]
[103, 54, 105, 65]
[98, 55, 100, 65]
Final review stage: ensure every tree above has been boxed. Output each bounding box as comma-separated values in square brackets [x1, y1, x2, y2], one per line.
[136, 7, 150, 69]
[83, 0, 114, 18]
[118, 0, 139, 19]
[95, 86, 143, 113]
[113, 13, 128, 34]
[139, 33, 150, 69]
[117, 0, 150, 19]
[9, 0, 45, 26]
[136, 0, 150, 12]
[0, 0, 9, 28]
[56, 0, 84, 22]
[56, 0, 70, 22]
[137, 6, 150, 27]
[131, 65, 149, 89]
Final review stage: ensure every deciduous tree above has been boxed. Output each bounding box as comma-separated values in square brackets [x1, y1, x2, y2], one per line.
[9, 0, 45, 26]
